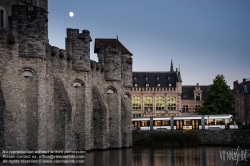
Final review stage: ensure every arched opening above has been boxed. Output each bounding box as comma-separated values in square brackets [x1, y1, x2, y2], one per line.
[121, 92, 132, 147]
[72, 79, 85, 150]
[20, 68, 38, 150]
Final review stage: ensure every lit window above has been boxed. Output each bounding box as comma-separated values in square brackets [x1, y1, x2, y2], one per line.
[167, 96, 176, 110]
[182, 105, 188, 113]
[132, 97, 141, 110]
[144, 97, 153, 110]
[156, 97, 164, 110]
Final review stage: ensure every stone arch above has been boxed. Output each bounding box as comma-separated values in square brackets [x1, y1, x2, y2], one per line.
[72, 79, 85, 150]
[106, 86, 121, 148]
[121, 92, 132, 147]
[92, 86, 109, 149]
[106, 86, 117, 94]
[123, 92, 131, 99]
[20, 67, 36, 78]
[54, 78, 72, 150]
[20, 67, 38, 150]
[0, 7, 6, 28]
[0, 80, 5, 151]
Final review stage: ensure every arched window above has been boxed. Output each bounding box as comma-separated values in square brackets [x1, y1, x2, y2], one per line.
[0, 8, 5, 28]
[167, 96, 176, 110]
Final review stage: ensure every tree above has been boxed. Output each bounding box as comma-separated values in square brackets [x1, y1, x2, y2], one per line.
[197, 74, 236, 116]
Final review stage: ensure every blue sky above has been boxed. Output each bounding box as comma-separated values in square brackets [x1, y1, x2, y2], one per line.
[48, 0, 250, 88]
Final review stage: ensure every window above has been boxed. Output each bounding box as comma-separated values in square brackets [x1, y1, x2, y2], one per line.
[0, 9, 4, 28]
[134, 84, 137, 87]
[146, 83, 149, 87]
[247, 110, 250, 117]
[183, 89, 187, 97]
[247, 100, 250, 106]
[132, 97, 141, 110]
[182, 105, 188, 113]
[156, 96, 164, 110]
[196, 93, 201, 101]
[184, 120, 191, 126]
[144, 97, 153, 110]
[195, 105, 201, 112]
[133, 114, 141, 117]
[167, 96, 176, 110]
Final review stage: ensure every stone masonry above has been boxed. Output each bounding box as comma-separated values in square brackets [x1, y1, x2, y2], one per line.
[0, 0, 133, 151]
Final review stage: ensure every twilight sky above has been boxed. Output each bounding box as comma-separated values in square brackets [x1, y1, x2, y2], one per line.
[48, 0, 250, 88]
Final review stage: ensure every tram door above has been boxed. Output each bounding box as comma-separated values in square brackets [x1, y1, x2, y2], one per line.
[192, 120, 199, 129]
[176, 120, 183, 130]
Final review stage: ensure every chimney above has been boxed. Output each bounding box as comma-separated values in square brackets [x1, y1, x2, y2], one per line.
[176, 68, 178, 73]
[243, 78, 246, 82]
[196, 83, 199, 86]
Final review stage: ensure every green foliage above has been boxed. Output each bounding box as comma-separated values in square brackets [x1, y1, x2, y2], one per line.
[196, 74, 236, 116]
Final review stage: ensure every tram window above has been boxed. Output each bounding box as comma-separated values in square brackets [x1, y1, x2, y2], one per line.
[141, 121, 149, 126]
[184, 120, 191, 126]
[154, 120, 161, 126]
[205, 119, 213, 125]
[215, 119, 224, 125]
[162, 120, 169, 126]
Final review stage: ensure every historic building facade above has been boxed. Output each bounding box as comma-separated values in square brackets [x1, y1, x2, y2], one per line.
[233, 79, 250, 125]
[132, 60, 209, 117]
[0, 0, 133, 151]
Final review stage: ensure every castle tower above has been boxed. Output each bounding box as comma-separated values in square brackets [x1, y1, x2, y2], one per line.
[94, 38, 132, 82]
[0, 0, 49, 58]
[66, 29, 92, 71]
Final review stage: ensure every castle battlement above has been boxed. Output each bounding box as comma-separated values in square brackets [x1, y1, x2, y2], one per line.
[0, 0, 133, 151]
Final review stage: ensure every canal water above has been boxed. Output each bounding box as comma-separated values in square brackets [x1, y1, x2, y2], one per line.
[84, 146, 250, 166]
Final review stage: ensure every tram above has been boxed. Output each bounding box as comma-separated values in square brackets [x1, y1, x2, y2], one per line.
[132, 114, 238, 131]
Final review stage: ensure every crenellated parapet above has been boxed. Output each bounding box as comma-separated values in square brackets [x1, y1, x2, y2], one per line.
[8, 5, 47, 58]
[133, 87, 176, 91]
[90, 60, 104, 72]
[66, 28, 92, 71]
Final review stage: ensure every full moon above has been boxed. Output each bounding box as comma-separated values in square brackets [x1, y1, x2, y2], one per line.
[69, 12, 74, 17]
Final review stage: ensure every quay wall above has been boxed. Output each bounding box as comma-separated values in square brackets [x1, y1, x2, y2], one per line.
[133, 130, 250, 146]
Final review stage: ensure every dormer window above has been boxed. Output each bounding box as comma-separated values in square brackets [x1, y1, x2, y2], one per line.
[196, 93, 201, 101]
[157, 84, 160, 87]
[134, 84, 137, 87]
[146, 84, 149, 87]
[168, 76, 171, 81]
[169, 84, 172, 87]
[183, 89, 187, 97]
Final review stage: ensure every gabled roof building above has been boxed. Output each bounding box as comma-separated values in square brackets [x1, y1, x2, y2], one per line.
[233, 79, 250, 125]
[132, 60, 209, 117]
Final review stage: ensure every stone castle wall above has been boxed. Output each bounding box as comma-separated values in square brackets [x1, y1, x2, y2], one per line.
[0, 0, 132, 151]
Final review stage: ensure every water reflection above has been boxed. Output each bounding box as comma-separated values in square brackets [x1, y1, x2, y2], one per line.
[133, 146, 250, 166]
[2, 146, 250, 166]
